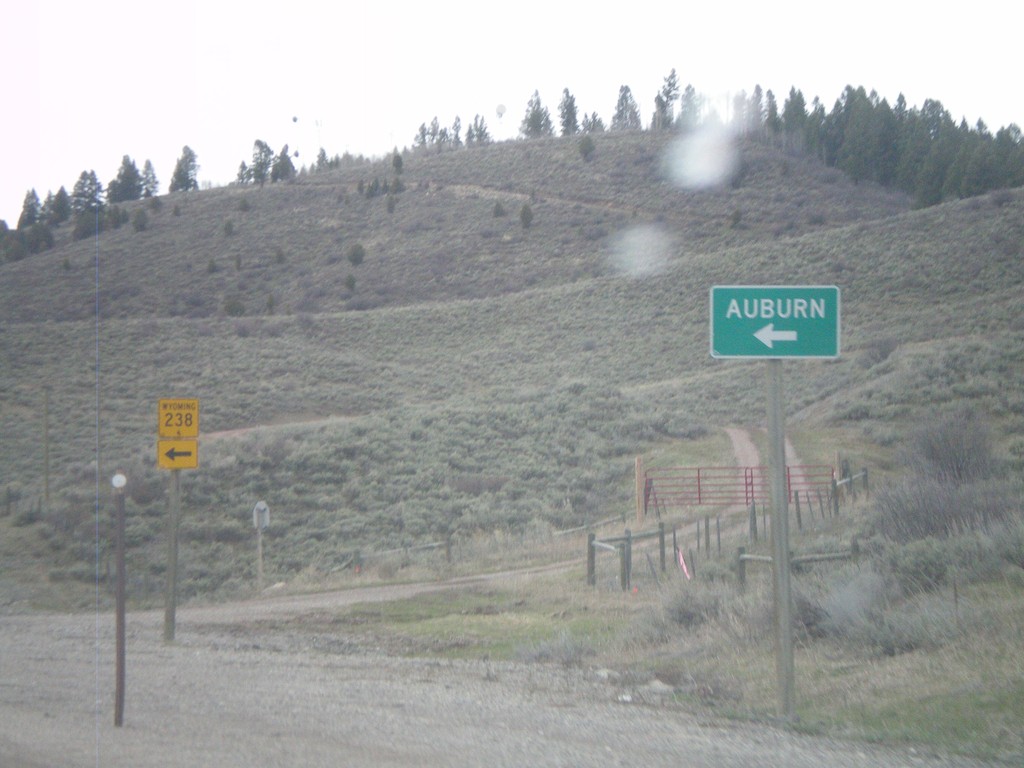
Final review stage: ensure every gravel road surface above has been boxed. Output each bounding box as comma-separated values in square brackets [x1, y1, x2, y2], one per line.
[0, 587, 1000, 768]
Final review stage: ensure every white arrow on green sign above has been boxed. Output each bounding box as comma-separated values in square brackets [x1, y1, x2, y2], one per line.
[710, 285, 840, 359]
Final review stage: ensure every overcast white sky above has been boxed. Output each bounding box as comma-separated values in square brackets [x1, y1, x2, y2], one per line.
[2, 1, 1021, 225]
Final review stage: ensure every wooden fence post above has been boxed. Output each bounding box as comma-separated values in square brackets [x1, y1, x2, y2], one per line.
[862, 468, 869, 497]
[737, 547, 746, 589]
[831, 478, 840, 517]
[635, 457, 643, 523]
[620, 529, 632, 591]
[749, 501, 758, 542]
[688, 549, 696, 578]
[658, 523, 666, 572]
[794, 491, 802, 531]
[704, 515, 711, 555]
[587, 533, 596, 586]
[716, 516, 721, 556]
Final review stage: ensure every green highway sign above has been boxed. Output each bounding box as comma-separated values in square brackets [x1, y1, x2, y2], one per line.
[710, 285, 840, 359]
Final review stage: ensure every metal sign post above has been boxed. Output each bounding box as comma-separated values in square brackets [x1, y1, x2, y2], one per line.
[164, 469, 181, 642]
[767, 361, 795, 720]
[157, 398, 199, 642]
[710, 285, 841, 722]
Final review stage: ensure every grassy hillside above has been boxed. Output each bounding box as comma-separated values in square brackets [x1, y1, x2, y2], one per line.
[0, 131, 1021, 606]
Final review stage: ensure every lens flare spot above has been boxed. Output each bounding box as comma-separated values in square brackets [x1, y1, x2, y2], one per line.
[607, 225, 672, 278]
[663, 124, 738, 190]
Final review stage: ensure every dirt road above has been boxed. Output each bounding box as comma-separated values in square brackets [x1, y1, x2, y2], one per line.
[0, 586, 997, 768]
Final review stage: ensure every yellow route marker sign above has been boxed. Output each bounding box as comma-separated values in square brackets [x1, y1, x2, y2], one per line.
[159, 398, 199, 438]
[157, 439, 198, 470]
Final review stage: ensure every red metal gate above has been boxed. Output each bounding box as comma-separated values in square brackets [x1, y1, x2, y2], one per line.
[643, 465, 834, 517]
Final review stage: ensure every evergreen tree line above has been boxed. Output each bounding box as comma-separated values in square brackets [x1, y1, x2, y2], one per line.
[2, 145, 201, 260]
[425, 71, 1024, 209]
[749, 84, 1024, 207]
[516, 76, 1024, 207]
[6, 76, 1021, 263]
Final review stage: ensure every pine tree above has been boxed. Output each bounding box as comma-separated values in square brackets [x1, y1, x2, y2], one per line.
[471, 115, 491, 144]
[581, 112, 605, 133]
[142, 160, 159, 197]
[108, 156, 143, 202]
[271, 144, 296, 182]
[781, 88, 807, 153]
[611, 85, 641, 131]
[48, 187, 71, 225]
[764, 90, 782, 143]
[169, 146, 199, 192]
[250, 141, 273, 187]
[71, 171, 104, 214]
[677, 85, 701, 132]
[520, 91, 554, 138]
[654, 69, 680, 130]
[17, 190, 40, 230]
[747, 85, 765, 136]
[558, 88, 579, 136]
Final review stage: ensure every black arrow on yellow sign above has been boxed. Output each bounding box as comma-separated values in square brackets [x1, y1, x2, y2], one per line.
[157, 439, 198, 470]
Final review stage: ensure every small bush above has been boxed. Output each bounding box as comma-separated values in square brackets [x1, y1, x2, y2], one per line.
[223, 219, 235, 237]
[874, 478, 1016, 542]
[887, 537, 949, 594]
[520, 203, 533, 229]
[345, 274, 356, 292]
[903, 406, 996, 486]
[662, 584, 722, 628]
[223, 297, 245, 317]
[348, 243, 365, 266]
[493, 201, 506, 217]
[517, 630, 593, 667]
[579, 135, 595, 161]
[72, 214, 99, 241]
[131, 209, 148, 232]
[864, 595, 968, 656]
[997, 521, 1024, 569]
[238, 197, 251, 212]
